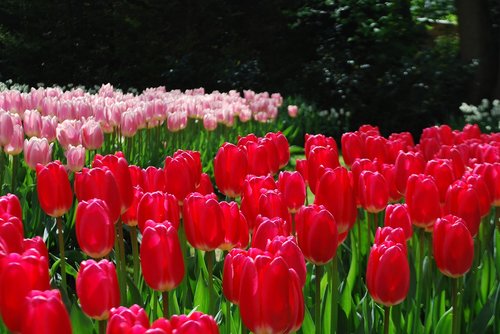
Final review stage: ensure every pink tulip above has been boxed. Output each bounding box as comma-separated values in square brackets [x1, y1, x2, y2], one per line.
[65, 145, 86, 172]
[0, 110, 14, 147]
[40, 115, 57, 142]
[82, 118, 104, 150]
[287, 105, 298, 118]
[23, 109, 42, 137]
[4, 124, 24, 155]
[56, 120, 82, 150]
[23, 137, 53, 170]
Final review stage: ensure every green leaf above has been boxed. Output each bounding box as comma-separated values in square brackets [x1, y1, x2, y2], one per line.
[434, 307, 452, 334]
[70, 303, 94, 334]
[301, 303, 315, 334]
[126, 276, 143, 306]
[193, 271, 209, 314]
[471, 285, 497, 333]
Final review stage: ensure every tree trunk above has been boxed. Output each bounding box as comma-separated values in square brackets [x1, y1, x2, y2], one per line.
[456, 0, 499, 102]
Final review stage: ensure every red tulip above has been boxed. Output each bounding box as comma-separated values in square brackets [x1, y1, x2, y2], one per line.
[394, 151, 425, 195]
[240, 175, 276, 232]
[304, 133, 338, 159]
[0, 216, 24, 254]
[75, 167, 122, 223]
[165, 311, 220, 333]
[0, 193, 22, 221]
[463, 173, 492, 218]
[77, 259, 120, 320]
[0, 249, 50, 332]
[128, 165, 142, 188]
[22, 289, 72, 334]
[76, 199, 115, 258]
[141, 220, 185, 291]
[374, 227, 407, 251]
[183, 192, 224, 251]
[196, 172, 215, 195]
[380, 163, 402, 202]
[238, 138, 273, 176]
[251, 216, 290, 250]
[384, 204, 412, 240]
[265, 236, 307, 287]
[307, 145, 340, 194]
[433, 215, 474, 277]
[278, 171, 306, 213]
[107, 305, 150, 334]
[22, 236, 49, 266]
[341, 132, 364, 167]
[223, 248, 253, 304]
[214, 143, 249, 198]
[137, 191, 180, 232]
[425, 159, 456, 203]
[164, 150, 202, 203]
[265, 131, 290, 169]
[295, 204, 338, 265]
[315, 167, 357, 234]
[405, 174, 441, 231]
[141, 166, 166, 193]
[357, 170, 389, 213]
[359, 124, 380, 136]
[93, 152, 134, 213]
[420, 137, 441, 161]
[219, 201, 249, 251]
[367, 240, 409, 306]
[473, 163, 500, 206]
[364, 135, 388, 163]
[121, 186, 144, 227]
[239, 251, 304, 333]
[295, 159, 308, 186]
[36, 161, 73, 217]
[444, 180, 481, 237]
[258, 189, 291, 226]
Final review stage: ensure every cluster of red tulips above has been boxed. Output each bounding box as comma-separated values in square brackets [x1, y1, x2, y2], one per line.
[0, 120, 499, 333]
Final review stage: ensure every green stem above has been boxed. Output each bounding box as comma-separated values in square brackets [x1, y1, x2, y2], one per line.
[56, 217, 67, 293]
[315, 265, 323, 334]
[226, 298, 231, 334]
[130, 226, 140, 284]
[452, 277, 459, 334]
[495, 206, 500, 231]
[11, 154, 18, 194]
[0, 152, 5, 194]
[99, 320, 106, 334]
[207, 250, 215, 315]
[373, 212, 379, 230]
[115, 221, 126, 302]
[330, 253, 339, 334]
[384, 306, 390, 334]
[162, 291, 169, 318]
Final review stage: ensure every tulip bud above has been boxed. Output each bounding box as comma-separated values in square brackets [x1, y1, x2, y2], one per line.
[444, 180, 481, 237]
[164, 150, 202, 203]
[240, 175, 277, 232]
[265, 132, 290, 169]
[384, 204, 412, 240]
[36, 160, 73, 217]
[4, 124, 24, 155]
[137, 191, 180, 232]
[23, 109, 42, 137]
[307, 145, 340, 194]
[107, 305, 150, 333]
[341, 132, 364, 167]
[394, 151, 425, 195]
[425, 159, 456, 203]
[164, 312, 220, 333]
[24, 137, 53, 170]
[22, 289, 72, 334]
[0, 216, 24, 254]
[0, 110, 14, 147]
[278, 171, 306, 213]
[251, 216, 290, 250]
[357, 170, 389, 213]
[220, 201, 249, 251]
[82, 118, 104, 150]
[0, 193, 22, 221]
[65, 144, 86, 172]
[214, 143, 248, 198]
[287, 105, 298, 118]
[76, 199, 115, 258]
[406, 174, 441, 231]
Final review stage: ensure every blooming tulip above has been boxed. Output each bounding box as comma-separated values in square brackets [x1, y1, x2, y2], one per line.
[22, 289, 72, 334]
[56, 119, 82, 150]
[219, 201, 249, 251]
[251, 216, 290, 250]
[82, 118, 104, 150]
[0, 110, 14, 147]
[278, 171, 306, 213]
[0, 216, 24, 254]
[137, 191, 180, 232]
[140, 220, 185, 292]
[240, 175, 276, 231]
[107, 305, 150, 334]
[307, 145, 340, 194]
[214, 143, 248, 198]
[24, 137, 53, 170]
[36, 160, 73, 217]
[463, 173, 492, 218]
[164, 311, 220, 333]
[23, 109, 42, 137]
[384, 204, 412, 240]
[3, 124, 24, 155]
[341, 132, 364, 167]
[405, 174, 441, 231]
[444, 180, 481, 237]
[65, 144, 86, 172]
[77, 259, 120, 320]
[357, 170, 389, 213]
[394, 151, 425, 195]
[141, 166, 166, 192]
[425, 159, 456, 203]
[76, 199, 115, 258]
[0, 193, 22, 221]
[164, 150, 202, 203]
[265, 131, 290, 169]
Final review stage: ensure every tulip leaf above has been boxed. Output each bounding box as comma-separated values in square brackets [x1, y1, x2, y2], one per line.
[126, 276, 143, 306]
[70, 303, 93, 334]
[471, 284, 498, 333]
[193, 271, 210, 314]
[301, 304, 315, 334]
[495, 229, 500, 281]
[434, 307, 452, 334]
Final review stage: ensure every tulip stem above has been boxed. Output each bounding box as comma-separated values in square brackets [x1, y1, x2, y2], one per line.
[0, 152, 5, 194]
[99, 320, 106, 334]
[225, 298, 231, 334]
[384, 306, 390, 334]
[116, 220, 127, 302]
[452, 277, 459, 334]
[207, 250, 215, 315]
[495, 206, 500, 231]
[130, 226, 140, 284]
[162, 291, 169, 318]
[329, 253, 339, 334]
[56, 216, 67, 293]
[11, 154, 18, 194]
[315, 265, 323, 334]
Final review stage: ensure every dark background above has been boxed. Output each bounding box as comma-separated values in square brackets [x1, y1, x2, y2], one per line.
[1, 0, 499, 137]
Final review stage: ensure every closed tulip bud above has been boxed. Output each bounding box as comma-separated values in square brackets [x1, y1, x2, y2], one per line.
[258, 189, 291, 225]
[23, 109, 42, 137]
[380, 163, 402, 202]
[287, 105, 298, 118]
[93, 152, 134, 214]
[196, 172, 215, 195]
[76, 259, 120, 320]
[315, 167, 357, 235]
[359, 124, 380, 136]
[307, 145, 340, 194]
[433, 215, 474, 278]
[0, 110, 14, 146]
[463, 173, 492, 217]
[203, 112, 218, 131]
[295, 204, 338, 265]
[142, 166, 166, 193]
[367, 241, 409, 306]
[265, 132, 290, 169]
[258, 136, 280, 174]
[36, 160, 73, 217]
[121, 186, 144, 227]
[65, 144, 85, 172]
[358, 170, 389, 213]
[214, 143, 248, 198]
[141, 220, 185, 291]
[164, 150, 202, 203]
[374, 227, 407, 252]
[251, 216, 290, 250]
[220, 201, 249, 251]
[278, 171, 306, 213]
[223, 248, 251, 304]
[265, 235, 307, 287]
[22, 236, 49, 266]
[305, 133, 338, 159]
[0, 216, 24, 254]
[76, 199, 115, 258]
[22, 289, 72, 334]
[0, 249, 50, 332]
[239, 252, 304, 334]
[473, 163, 500, 206]
[107, 305, 150, 334]
[394, 151, 425, 195]
[120, 110, 139, 137]
[40, 115, 57, 142]
[4, 124, 24, 155]
[128, 165, 142, 187]
[24, 137, 53, 170]
[425, 159, 456, 203]
[183, 193, 224, 251]
[406, 174, 441, 231]
[166, 312, 220, 333]
[341, 132, 364, 167]
[444, 180, 481, 237]
[384, 204, 412, 240]
[137, 191, 180, 232]
[0, 193, 22, 221]
[56, 119, 82, 150]
[240, 175, 277, 231]
[239, 139, 272, 176]
[82, 118, 104, 150]
[74, 167, 122, 223]
[365, 135, 388, 163]
[295, 159, 308, 185]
